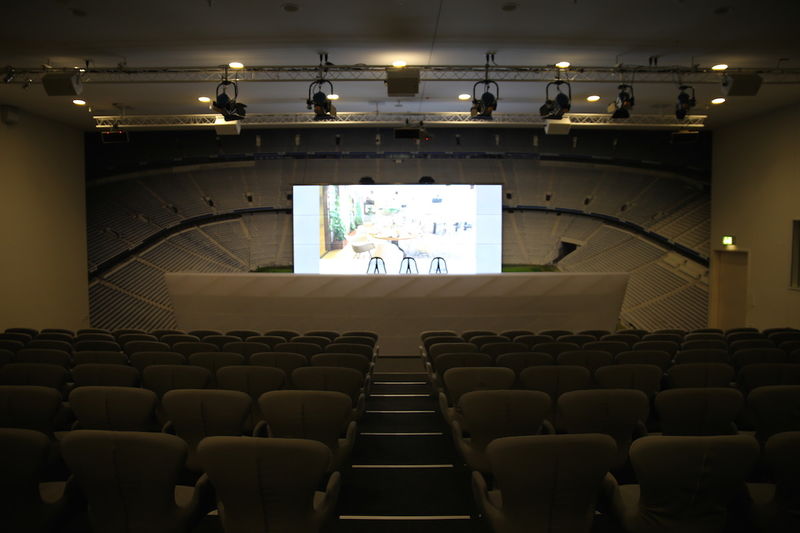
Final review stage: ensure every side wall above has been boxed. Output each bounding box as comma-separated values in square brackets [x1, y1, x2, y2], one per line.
[711, 102, 800, 328]
[0, 109, 89, 330]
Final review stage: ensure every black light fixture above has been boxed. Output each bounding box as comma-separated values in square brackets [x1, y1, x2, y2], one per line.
[675, 85, 696, 119]
[2, 66, 14, 84]
[307, 79, 337, 120]
[539, 80, 572, 119]
[211, 68, 246, 121]
[470, 53, 499, 120]
[610, 84, 635, 118]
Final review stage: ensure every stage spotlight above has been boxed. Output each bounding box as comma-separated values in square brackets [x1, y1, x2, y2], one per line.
[211, 79, 247, 121]
[470, 80, 499, 119]
[610, 84, 635, 118]
[359, 176, 375, 184]
[419, 176, 435, 184]
[539, 80, 572, 119]
[307, 79, 337, 120]
[675, 85, 696, 119]
[3, 66, 14, 84]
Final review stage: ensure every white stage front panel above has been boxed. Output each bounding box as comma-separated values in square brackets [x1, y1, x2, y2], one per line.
[165, 272, 629, 355]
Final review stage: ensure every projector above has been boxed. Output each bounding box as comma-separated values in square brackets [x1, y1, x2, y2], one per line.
[544, 118, 571, 135]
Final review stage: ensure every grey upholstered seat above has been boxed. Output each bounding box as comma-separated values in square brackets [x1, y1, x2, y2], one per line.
[430, 352, 492, 390]
[72, 349, 128, 365]
[123, 340, 170, 356]
[0, 363, 70, 396]
[594, 364, 663, 400]
[518, 365, 591, 429]
[291, 366, 366, 420]
[480, 341, 529, 360]
[0, 385, 62, 435]
[216, 366, 287, 432]
[71, 363, 140, 387]
[324, 342, 373, 359]
[531, 341, 580, 358]
[438, 367, 516, 428]
[141, 364, 213, 399]
[608, 435, 760, 533]
[187, 351, 245, 385]
[737, 363, 800, 395]
[747, 385, 800, 442]
[257, 390, 356, 472]
[556, 349, 614, 375]
[171, 341, 219, 357]
[69, 386, 159, 431]
[473, 433, 617, 533]
[249, 352, 308, 386]
[428, 341, 479, 360]
[674, 348, 730, 364]
[665, 362, 734, 388]
[277, 341, 324, 359]
[161, 389, 252, 473]
[129, 350, 186, 372]
[615, 349, 673, 371]
[61, 430, 212, 533]
[453, 389, 552, 474]
[310, 352, 371, 376]
[655, 387, 743, 435]
[747, 431, 800, 532]
[198, 436, 339, 533]
[13, 348, 71, 368]
[0, 428, 71, 533]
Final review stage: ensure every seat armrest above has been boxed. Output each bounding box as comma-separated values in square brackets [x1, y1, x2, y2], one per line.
[161, 420, 175, 434]
[252, 420, 269, 438]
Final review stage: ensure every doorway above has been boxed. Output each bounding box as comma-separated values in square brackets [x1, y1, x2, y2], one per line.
[710, 250, 748, 330]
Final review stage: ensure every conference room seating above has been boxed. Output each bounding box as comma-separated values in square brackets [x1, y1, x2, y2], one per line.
[249, 352, 308, 385]
[222, 341, 270, 359]
[437, 367, 516, 428]
[655, 388, 743, 436]
[71, 363, 140, 387]
[291, 366, 366, 421]
[69, 386, 159, 431]
[171, 341, 219, 357]
[198, 436, 339, 533]
[665, 362, 735, 389]
[60, 430, 213, 533]
[746, 385, 800, 443]
[747, 431, 800, 532]
[129, 351, 186, 372]
[607, 435, 759, 533]
[257, 390, 356, 472]
[215, 366, 288, 432]
[161, 389, 252, 476]
[72, 349, 128, 366]
[737, 363, 800, 395]
[615, 349, 672, 371]
[473, 434, 617, 533]
[0, 428, 73, 533]
[452, 389, 552, 474]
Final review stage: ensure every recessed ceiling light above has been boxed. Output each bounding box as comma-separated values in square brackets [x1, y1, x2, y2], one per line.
[458, 93, 471, 101]
[72, 99, 86, 106]
[712, 64, 729, 71]
[198, 96, 211, 103]
[711, 97, 726, 104]
[555, 61, 571, 69]
[392, 60, 407, 68]
[327, 93, 340, 101]
[229, 62, 244, 69]
[586, 95, 601, 102]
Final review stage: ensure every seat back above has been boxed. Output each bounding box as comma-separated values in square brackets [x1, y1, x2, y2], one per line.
[14, 348, 71, 367]
[428, 342, 478, 360]
[249, 352, 308, 385]
[627, 435, 759, 532]
[72, 363, 140, 387]
[142, 365, 213, 398]
[73, 350, 128, 366]
[656, 388, 743, 436]
[123, 340, 169, 356]
[276, 342, 324, 359]
[198, 436, 334, 533]
[291, 366, 364, 406]
[310, 353, 371, 375]
[737, 363, 800, 395]
[747, 385, 800, 442]
[171, 342, 219, 357]
[480, 341, 529, 360]
[323, 342, 373, 359]
[70, 386, 159, 431]
[441, 367, 516, 405]
[666, 363, 734, 388]
[594, 364, 663, 399]
[459, 390, 551, 451]
[674, 348, 730, 365]
[0, 363, 70, 394]
[216, 366, 287, 432]
[129, 351, 186, 372]
[556, 350, 613, 375]
[0, 385, 62, 434]
[485, 434, 616, 533]
[258, 390, 352, 450]
[615, 350, 672, 371]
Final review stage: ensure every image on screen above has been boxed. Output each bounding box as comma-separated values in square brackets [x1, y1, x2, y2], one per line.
[293, 184, 502, 274]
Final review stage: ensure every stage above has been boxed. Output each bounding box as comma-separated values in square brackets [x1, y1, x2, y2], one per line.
[166, 272, 629, 355]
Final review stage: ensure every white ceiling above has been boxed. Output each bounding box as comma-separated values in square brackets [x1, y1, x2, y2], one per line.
[2, 0, 799, 131]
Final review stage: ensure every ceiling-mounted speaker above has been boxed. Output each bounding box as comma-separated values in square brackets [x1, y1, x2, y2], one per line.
[386, 67, 420, 97]
[721, 74, 763, 96]
[41, 72, 83, 96]
[544, 118, 571, 135]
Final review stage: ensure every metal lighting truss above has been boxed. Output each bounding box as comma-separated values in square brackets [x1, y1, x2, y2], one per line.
[94, 112, 707, 129]
[10, 64, 800, 84]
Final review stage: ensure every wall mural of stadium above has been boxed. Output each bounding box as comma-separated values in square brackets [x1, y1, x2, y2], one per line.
[85, 128, 710, 332]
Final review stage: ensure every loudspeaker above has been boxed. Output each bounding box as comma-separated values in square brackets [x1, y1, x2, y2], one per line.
[721, 74, 762, 96]
[544, 118, 571, 135]
[386, 68, 420, 97]
[214, 118, 241, 135]
[41, 72, 83, 96]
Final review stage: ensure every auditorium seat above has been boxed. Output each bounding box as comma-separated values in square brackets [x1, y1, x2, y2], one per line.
[162, 389, 252, 475]
[149, 329, 185, 339]
[171, 341, 218, 357]
[438, 367, 516, 428]
[556, 349, 614, 376]
[655, 388, 743, 436]
[331, 335, 375, 348]
[519, 365, 591, 429]
[187, 352, 244, 385]
[495, 352, 554, 384]
[665, 362, 735, 389]
[24, 340, 73, 354]
[216, 366, 287, 432]
[291, 366, 366, 421]
[249, 352, 308, 386]
[198, 436, 339, 533]
[0, 428, 72, 533]
[532, 341, 580, 358]
[276, 341, 324, 360]
[305, 330, 340, 341]
[499, 329, 535, 340]
[429, 352, 493, 390]
[557, 334, 596, 346]
[291, 335, 332, 349]
[159, 334, 201, 346]
[681, 339, 729, 352]
[737, 363, 800, 395]
[61, 430, 212, 533]
[0, 364, 70, 397]
[674, 348, 730, 365]
[733, 348, 788, 370]
[123, 340, 170, 356]
[0, 339, 24, 353]
[594, 364, 663, 400]
[607, 435, 759, 533]
[246, 335, 287, 349]
[129, 351, 186, 372]
[117, 333, 158, 345]
[539, 329, 573, 338]
[257, 390, 356, 472]
[187, 329, 222, 338]
[72, 350, 128, 366]
[222, 341, 271, 359]
[427, 341, 479, 360]
[201, 334, 241, 350]
[141, 365, 213, 400]
[322, 342, 373, 359]
[513, 334, 555, 349]
[473, 434, 616, 533]
[0, 348, 12, 366]
[13, 348, 71, 368]
[469, 334, 512, 348]
[264, 329, 301, 341]
[73, 339, 122, 352]
[747, 385, 800, 443]
[0, 385, 62, 435]
[69, 386, 159, 431]
[579, 329, 612, 339]
[615, 349, 672, 371]
[461, 330, 495, 342]
[747, 431, 800, 532]
[71, 363, 140, 387]
[584, 340, 630, 355]
[479, 341, 528, 360]
[453, 389, 552, 474]
[225, 329, 261, 341]
[632, 340, 679, 356]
